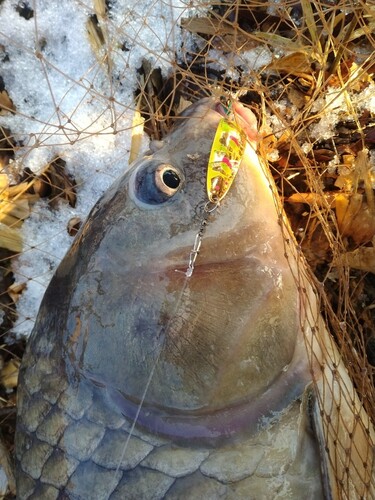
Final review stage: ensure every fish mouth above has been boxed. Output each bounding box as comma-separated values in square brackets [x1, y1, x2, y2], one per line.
[106, 353, 309, 445]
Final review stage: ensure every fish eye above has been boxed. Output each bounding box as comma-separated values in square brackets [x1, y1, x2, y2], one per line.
[163, 169, 180, 188]
[156, 165, 181, 191]
[132, 161, 184, 206]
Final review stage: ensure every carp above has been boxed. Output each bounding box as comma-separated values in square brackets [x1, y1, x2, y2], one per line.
[15, 98, 375, 499]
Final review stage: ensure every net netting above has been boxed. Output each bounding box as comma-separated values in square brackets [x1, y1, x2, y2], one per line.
[0, 0, 374, 498]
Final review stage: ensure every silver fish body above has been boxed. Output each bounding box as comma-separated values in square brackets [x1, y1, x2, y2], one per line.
[15, 98, 374, 499]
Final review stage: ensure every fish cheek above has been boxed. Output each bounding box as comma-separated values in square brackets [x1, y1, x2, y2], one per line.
[63, 269, 167, 389]
[159, 262, 299, 409]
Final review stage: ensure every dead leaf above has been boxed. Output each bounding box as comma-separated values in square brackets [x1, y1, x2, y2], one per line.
[0, 358, 20, 389]
[336, 245, 375, 274]
[25, 157, 77, 208]
[7, 282, 27, 303]
[67, 217, 82, 236]
[0, 90, 15, 114]
[181, 16, 257, 51]
[267, 52, 313, 75]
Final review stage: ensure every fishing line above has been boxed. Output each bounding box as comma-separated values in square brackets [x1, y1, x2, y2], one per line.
[112, 271, 193, 482]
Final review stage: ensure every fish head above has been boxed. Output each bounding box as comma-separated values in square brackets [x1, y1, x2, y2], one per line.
[48, 97, 307, 442]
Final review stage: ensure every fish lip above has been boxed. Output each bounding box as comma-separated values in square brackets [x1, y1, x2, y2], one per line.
[103, 355, 310, 445]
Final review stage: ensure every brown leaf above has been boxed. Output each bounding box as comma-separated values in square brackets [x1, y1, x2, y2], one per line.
[0, 90, 15, 114]
[25, 157, 77, 208]
[67, 217, 82, 236]
[181, 16, 237, 37]
[0, 358, 20, 389]
[336, 246, 375, 274]
[267, 52, 312, 76]
[7, 282, 27, 303]
[181, 16, 257, 51]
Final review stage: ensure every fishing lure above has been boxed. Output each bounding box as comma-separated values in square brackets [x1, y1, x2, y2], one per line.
[206, 116, 247, 202]
[185, 101, 248, 277]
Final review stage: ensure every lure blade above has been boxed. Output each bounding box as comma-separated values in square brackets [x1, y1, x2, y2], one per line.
[207, 118, 246, 202]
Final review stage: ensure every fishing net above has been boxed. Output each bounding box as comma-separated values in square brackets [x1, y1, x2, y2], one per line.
[0, 0, 374, 498]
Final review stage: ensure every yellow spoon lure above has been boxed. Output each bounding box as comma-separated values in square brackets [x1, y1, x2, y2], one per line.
[185, 100, 248, 277]
[206, 108, 247, 203]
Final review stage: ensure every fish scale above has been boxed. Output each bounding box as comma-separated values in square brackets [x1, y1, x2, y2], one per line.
[16, 350, 323, 498]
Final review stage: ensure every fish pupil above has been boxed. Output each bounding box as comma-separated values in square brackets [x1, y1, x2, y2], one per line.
[162, 169, 180, 189]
